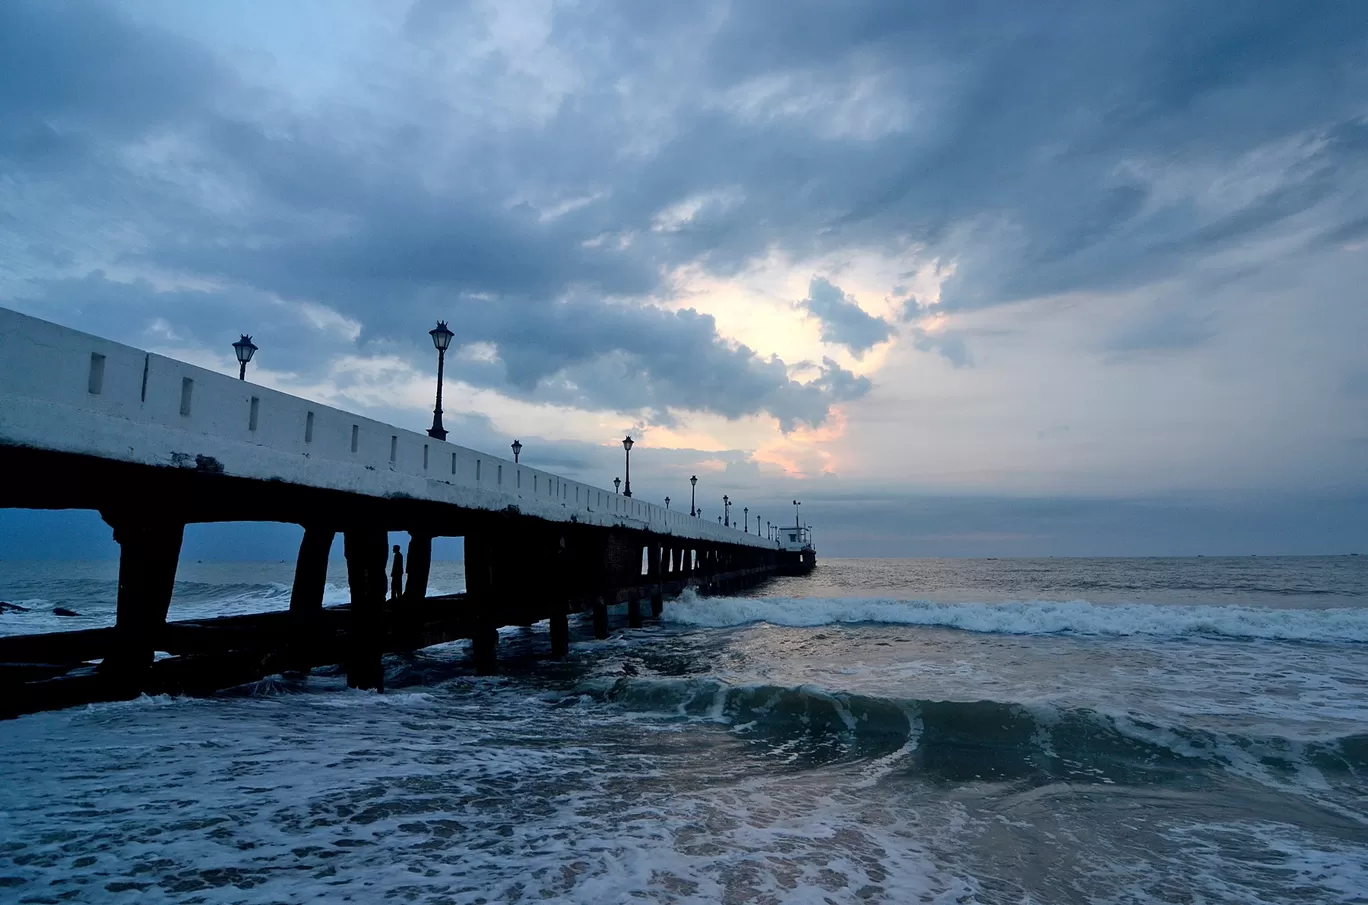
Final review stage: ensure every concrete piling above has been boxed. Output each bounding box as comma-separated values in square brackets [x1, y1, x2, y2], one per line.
[288, 526, 334, 665]
[100, 513, 185, 678]
[550, 605, 570, 658]
[289, 527, 334, 615]
[471, 626, 498, 674]
[343, 528, 388, 691]
[463, 528, 504, 675]
[592, 597, 610, 639]
[403, 533, 433, 605]
[649, 541, 664, 617]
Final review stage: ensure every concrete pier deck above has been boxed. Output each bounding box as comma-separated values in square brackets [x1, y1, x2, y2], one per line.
[0, 307, 813, 716]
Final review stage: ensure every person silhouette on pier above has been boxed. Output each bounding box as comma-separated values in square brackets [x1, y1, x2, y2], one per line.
[390, 544, 404, 601]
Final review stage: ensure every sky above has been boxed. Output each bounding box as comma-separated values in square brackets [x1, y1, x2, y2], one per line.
[1, 0, 1366, 558]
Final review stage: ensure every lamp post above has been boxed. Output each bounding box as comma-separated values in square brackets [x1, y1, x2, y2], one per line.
[722, 495, 730, 527]
[427, 321, 454, 440]
[689, 475, 698, 517]
[511, 439, 522, 463]
[665, 496, 671, 509]
[743, 507, 749, 532]
[232, 334, 257, 381]
[621, 436, 634, 497]
[614, 477, 621, 494]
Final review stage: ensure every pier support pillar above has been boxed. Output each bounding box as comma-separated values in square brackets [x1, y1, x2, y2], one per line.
[550, 605, 570, 658]
[288, 526, 334, 666]
[343, 528, 388, 691]
[397, 532, 433, 650]
[649, 541, 664, 617]
[289, 527, 334, 615]
[100, 514, 185, 678]
[628, 593, 644, 628]
[403, 533, 432, 604]
[592, 597, 609, 639]
[463, 527, 509, 674]
[471, 625, 498, 675]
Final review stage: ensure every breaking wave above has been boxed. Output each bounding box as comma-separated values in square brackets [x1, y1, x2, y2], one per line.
[662, 594, 1368, 643]
[573, 675, 1368, 787]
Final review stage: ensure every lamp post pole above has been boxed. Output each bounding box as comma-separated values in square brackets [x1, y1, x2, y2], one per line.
[689, 475, 697, 517]
[723, 495, 730, 527]
[232, 334, 257, 381]
[427, 321, 454, 441]
[743, 507, 748, 532]
[622, 435, 633, 497]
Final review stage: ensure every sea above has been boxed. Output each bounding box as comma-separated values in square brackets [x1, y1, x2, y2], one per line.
[1, 556, 1366, 904]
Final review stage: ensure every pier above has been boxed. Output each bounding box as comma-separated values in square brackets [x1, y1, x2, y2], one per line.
[0, 307, 813, 717]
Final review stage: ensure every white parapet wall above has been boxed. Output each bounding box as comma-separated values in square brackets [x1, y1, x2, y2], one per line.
[0, 306, 773, 548]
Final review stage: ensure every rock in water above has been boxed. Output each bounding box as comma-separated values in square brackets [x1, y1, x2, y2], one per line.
[0, 601, 31, 613]
[52, 607, 81, 617]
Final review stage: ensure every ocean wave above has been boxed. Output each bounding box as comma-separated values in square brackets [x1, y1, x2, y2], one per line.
[574, 675, 1368, 785]
[662, 594, 1368, 642]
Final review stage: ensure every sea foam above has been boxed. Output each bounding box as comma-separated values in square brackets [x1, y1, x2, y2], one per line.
[662, 593, 1368, 643]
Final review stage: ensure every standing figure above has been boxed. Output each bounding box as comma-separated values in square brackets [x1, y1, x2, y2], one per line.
[390, 544, 404, 601]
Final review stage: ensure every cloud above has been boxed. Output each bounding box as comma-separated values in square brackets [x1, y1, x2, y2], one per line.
[2, 0, 1367, 501]
[1106, 307, 1216, 357]
[797, 277, 891, 356]
[909, 327, 972, 368]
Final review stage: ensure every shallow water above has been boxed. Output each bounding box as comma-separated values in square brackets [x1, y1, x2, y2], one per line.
[1, 556, 1366, 903]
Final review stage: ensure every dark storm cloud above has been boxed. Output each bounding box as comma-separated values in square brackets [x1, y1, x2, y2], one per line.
[797, 278, 892, 357]
[0, 1, 220, 144]
[3, 0, 1367, 413]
